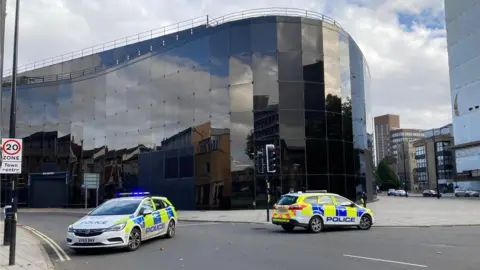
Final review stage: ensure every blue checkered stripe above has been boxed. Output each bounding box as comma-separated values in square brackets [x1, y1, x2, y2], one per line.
[152, 211, 162, 224]
[166, 207, 174, 219]
[357, 208, 366, 217]
[133, 216, 145, 228]
[312, 204, 324, 216]
[336, 206, 347, 217]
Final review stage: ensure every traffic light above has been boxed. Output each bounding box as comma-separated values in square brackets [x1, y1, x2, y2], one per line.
[255, 151, 265, 174]
[265, 144, 278, 173]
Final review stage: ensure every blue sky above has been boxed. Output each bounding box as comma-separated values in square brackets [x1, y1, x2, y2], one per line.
[397, 8, 446, 32]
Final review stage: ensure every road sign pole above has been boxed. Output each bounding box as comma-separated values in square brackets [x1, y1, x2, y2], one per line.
[96, 187, 99, 207]
[5, 0, 20, 265]
[266, 176, 270, 222]
[85, 184, 88, 209]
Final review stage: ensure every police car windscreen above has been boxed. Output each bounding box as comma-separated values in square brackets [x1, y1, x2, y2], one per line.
[277, 195, 298, 205]
[89, 199, 142, 216]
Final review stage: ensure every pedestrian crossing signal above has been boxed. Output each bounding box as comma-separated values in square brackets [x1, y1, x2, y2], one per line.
[266, 144, 278, 173]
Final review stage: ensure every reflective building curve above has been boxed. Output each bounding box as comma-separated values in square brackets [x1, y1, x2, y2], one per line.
[1, 9, 374, 210]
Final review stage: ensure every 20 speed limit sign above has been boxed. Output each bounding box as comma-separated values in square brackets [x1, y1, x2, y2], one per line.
[0, 138, 23, 174]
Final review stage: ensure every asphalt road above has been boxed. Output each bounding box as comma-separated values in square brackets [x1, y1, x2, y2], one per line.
[17, 212, 480, 270]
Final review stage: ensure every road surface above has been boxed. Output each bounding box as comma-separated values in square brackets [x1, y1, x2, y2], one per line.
[16, 212, 480, 270]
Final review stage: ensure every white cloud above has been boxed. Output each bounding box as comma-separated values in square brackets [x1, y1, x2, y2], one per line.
[1, 0, 451, 130]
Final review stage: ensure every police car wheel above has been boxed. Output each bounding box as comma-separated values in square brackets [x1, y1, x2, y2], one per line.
[308, 216, 323, 233]
[281, 224, 295, 232]
[165, 220, 175, 238]
[126, 228, 141, 251]
[358, 215, 372, 230]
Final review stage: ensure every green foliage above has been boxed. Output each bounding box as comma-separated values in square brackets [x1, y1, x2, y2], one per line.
[376, 159, 400, 190]
[245, 130, 254, 161]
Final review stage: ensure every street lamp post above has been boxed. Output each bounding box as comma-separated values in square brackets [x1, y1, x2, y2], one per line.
[0, 0, 7, 229]
[3, 0, 20, 265]
[402, 142, 408, 196]
[433, 132, 441, 199]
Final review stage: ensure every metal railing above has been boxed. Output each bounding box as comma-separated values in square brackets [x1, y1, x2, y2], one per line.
[3, 15, 209, 76]
[3, 7, 343, 82]
[208, 7, 342, 29]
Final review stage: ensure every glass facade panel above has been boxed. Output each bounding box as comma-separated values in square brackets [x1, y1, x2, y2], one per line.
[446, 0, 480, 173]
[1, 13, 372, 208]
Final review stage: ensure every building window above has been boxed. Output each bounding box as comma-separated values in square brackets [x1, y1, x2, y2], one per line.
[415, 146, 425, 156]
[416, 158, 426, 168]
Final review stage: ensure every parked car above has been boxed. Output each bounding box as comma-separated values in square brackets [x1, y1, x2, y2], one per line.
[454, 188, 479, 197]
[395, 190, 407, 196]
[454, 188, 467, 197]
[387, 189, 396, 196]
[422, 189, 440, 197]
[466, 190, 479, 197]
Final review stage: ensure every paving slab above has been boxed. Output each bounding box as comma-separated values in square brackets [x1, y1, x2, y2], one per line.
[176, 196, 480, 227]
[0, 222, 54, 269]
[15, 195, 480, 227]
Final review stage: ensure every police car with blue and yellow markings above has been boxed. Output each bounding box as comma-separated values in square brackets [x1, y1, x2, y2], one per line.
[272, 190, 374, 233]
[66, 192, 177, 252]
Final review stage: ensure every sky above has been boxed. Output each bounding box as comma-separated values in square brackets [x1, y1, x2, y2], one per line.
[1, 0, 451, 130]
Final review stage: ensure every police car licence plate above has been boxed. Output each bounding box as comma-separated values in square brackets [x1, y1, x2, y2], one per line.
[78, 238, 95, 243]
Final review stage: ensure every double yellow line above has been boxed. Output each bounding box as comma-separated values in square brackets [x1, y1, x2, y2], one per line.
[21, 225, 71, 262]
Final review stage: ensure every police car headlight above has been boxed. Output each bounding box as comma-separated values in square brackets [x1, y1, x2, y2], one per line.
[68, 225, 74, 233]
[106, 222, 127, 232]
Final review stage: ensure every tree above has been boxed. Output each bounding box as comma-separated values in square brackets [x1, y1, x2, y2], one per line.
[376, 159, 400, 190]
[245, 130, 254, 161]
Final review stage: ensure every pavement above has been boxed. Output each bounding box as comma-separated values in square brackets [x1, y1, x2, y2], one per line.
[0, 222, 54, 270]
[14, 213, 480, 270]
[16, 195, 480, 227]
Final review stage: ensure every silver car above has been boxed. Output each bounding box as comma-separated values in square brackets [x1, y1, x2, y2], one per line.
[466, 190, 479, 197]
[455, 188, 479, 197]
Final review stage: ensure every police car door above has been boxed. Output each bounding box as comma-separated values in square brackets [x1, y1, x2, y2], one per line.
[152, 198, 168, 235]
[318, 195, 337, 225]
[332, 195, 358, 225]
[139, 199, 156, 238]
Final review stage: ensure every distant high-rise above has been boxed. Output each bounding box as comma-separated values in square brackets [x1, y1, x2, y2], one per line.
[374, 114, 400, 165]
[445, 0, 480, 188]
[390, 128, 424, 158]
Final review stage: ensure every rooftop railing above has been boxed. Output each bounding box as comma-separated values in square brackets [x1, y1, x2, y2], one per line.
[208, 7, 342, 29]
[3, 7, 343, 81]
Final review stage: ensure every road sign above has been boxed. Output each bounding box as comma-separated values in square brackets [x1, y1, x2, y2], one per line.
[83, 173, 99, 189]
[83, 173, 100, 208]
[0, 138, 23, 174]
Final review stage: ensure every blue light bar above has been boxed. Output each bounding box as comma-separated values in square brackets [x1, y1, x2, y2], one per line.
[116, 192, 151, 197]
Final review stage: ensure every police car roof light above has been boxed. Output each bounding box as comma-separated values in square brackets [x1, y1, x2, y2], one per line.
[117, 192, 151, 197]
[305, 190, 327, 193]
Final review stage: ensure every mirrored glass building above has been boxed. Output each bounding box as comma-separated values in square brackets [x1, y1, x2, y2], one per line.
[445, 0, 480, 188]
[1, 9, 374, 209]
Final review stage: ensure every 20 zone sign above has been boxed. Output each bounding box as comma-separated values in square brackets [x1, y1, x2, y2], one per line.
[3, 139, 22, 156]
[1, 138, 23, 174]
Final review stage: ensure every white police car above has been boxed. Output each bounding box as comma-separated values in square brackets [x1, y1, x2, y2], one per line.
[66, 192, 177, 252]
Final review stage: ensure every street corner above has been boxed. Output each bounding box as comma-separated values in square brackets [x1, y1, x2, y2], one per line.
[18, 224, 71, 265]
[0, 223, 57, 270]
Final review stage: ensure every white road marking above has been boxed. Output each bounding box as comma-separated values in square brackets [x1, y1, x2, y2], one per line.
[343, 254, 428, 268]
[22, 225, 71, 261]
